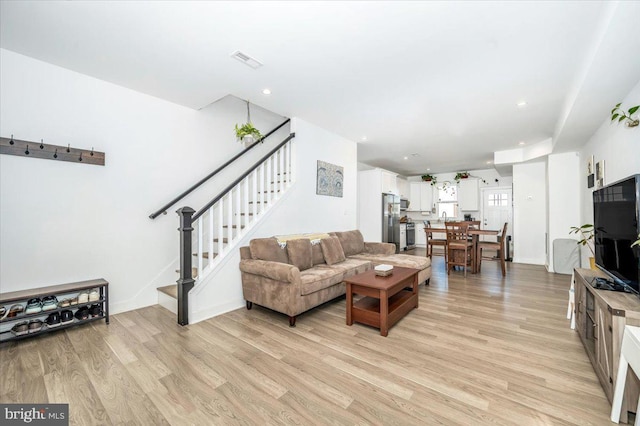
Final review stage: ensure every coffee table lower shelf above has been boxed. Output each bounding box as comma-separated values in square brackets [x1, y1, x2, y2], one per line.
[351, 290, 417, 332]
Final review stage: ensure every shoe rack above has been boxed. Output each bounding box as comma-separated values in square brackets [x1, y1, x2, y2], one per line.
[0, 278, 109, 343]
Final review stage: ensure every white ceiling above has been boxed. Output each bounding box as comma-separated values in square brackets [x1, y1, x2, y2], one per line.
[2, 1, 639, 175]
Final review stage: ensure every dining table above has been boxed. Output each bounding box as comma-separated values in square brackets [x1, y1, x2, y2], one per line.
[423, 225, 500, 274]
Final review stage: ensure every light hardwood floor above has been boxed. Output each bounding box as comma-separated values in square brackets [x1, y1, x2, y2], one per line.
[0, 254, 621, 425]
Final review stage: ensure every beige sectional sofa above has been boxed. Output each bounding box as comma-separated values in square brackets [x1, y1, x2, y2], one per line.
[239, 230, 431, 326]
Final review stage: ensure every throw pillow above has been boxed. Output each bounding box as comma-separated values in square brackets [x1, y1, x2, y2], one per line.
[287, 239, 313, 271]
[334, 230, 365, 256]
[250, 238, 289, 264]
[311, 242, 325, 265]
[320, 236, 346, 265]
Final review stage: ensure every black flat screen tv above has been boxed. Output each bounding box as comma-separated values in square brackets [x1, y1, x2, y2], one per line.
[593, 174, 640, 295]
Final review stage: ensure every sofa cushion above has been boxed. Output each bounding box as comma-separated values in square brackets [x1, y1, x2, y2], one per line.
[287, 239, 313, 271]
[349, 253, 430, 270]
[323, 258, 372, 279]
[250, 238, 289, 264]
[311, 243, 326, 265]
[333, 230, 365, 256]
[299, 266, 344, 295]
[321, 237, 346, 265]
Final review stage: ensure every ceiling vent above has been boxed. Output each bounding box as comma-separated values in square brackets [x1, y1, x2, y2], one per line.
[230, 50, 263, 69]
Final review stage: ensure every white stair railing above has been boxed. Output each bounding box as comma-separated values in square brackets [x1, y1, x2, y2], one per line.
[175, 133, 296, 325]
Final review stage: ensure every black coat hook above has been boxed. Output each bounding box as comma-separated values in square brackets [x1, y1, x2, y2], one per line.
[9, 134, 14, 145]
[54, 148, 58, 159]
[40, 139, 44, 149]
[79, 152, 83, 162]
[25, 145, 30, 155]
[90, 147, 94, 156]
[66, 144, 70, 153]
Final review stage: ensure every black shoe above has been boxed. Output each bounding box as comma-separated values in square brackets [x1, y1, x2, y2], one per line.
[60, 310, 74, 325]
[74, 307, 89, 321]
[45, 312, 61, 328]
[89, 304, 103, 318]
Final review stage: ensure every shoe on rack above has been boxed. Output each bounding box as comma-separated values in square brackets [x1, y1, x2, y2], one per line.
[77, 292, 89, 305]
[74, 307, 89, 321]
[11, 321, 29, 336]
[42, 296, 58, 311]
[59, 299, 71, 308]
[60, 310, 74, 325]
[68, 297, 78, 306]
[0, 306, 6, 318]
[45, 312, 61, 328]
[89, 304, 103, 318]
[88, 289, 100, 302]
[25, 298, 42, 315]
[28, 319, 43, 334]
[6, 304, 24, 318]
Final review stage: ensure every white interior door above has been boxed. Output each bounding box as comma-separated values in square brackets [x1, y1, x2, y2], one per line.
[481, 187, 513, 244]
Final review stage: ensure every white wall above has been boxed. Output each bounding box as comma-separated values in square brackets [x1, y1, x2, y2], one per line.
[190, 118, 358, 322]
[578, 79, 640, 265]
[0, 49, 289, 313]
[513, 161, 547, 265]
[547, 152, 581, 272]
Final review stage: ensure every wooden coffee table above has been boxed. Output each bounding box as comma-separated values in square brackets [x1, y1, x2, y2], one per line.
[345, 266, 419, 336]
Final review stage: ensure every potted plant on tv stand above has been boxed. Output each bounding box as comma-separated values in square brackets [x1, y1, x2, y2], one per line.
[570, 224, 596, 269]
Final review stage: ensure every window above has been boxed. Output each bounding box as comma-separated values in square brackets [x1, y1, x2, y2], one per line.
[488, 193, 508, 206]
[437, 184, 458, 218]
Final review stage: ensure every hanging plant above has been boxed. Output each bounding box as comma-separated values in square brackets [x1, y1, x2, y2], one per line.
[235, 101, 263, 143]
[421, 174, 437, 185]
[454, 172, 469, 183]
[610, 103, 639, 128]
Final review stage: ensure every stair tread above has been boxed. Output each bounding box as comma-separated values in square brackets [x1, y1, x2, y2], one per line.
[222, 225, 245, 229]
[239, 213, 254, 216]
[175, 267, 198, 278]
[157, 285, 177, 299]
[193, 252, 219, 259]
[212, 238, 229, 243]
[248, 201, 268, 204]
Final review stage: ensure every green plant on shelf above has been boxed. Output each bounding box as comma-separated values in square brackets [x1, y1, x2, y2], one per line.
[454, 172, 469, 183]
[421, 174, 437, 185]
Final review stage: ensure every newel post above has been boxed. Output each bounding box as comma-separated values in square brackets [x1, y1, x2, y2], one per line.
[177, 206, 196, 326]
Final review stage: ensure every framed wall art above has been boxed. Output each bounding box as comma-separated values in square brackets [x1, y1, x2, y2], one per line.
[316, 160, 343, 197]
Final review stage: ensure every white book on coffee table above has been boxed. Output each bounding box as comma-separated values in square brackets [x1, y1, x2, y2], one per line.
[374, 264, 394, 273]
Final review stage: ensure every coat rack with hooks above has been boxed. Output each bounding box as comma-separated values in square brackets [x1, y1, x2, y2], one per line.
[0, 135, 105, 166]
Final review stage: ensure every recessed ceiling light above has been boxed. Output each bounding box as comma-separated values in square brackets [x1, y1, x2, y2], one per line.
[262, 88, 272, 95]
[426, 168, 431, 171]
[403, 156, 408, 160]
[517, 101, 527, 108]
[519, 141, 526, 145]
[361, 136, 367, 141]
[486, 161, 493, 164]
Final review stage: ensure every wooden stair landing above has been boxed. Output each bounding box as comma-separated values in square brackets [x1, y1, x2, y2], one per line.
[157, 284, 177, 299]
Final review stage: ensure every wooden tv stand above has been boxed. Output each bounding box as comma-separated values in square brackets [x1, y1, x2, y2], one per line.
[574, 268, 640, 422]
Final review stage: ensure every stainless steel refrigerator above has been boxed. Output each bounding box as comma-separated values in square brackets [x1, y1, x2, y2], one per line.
[382, 193, 401, 253]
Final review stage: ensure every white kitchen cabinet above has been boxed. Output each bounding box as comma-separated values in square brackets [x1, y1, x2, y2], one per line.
[397, 177, 409, 199]
[408, 182, 433, 213]
[420, 183, 433, 212]
[381, 171, 398, 195]
[415, 224, 427, 246]
[458, 178, 479, 211]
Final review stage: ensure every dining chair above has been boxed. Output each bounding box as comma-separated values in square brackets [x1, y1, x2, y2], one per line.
[445, 222, 473, 277]
[425, 221, 447, 261]
[477, 222, 508, 276]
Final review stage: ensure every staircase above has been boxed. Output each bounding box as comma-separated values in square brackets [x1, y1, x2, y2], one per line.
[156, 133, 296, 324]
